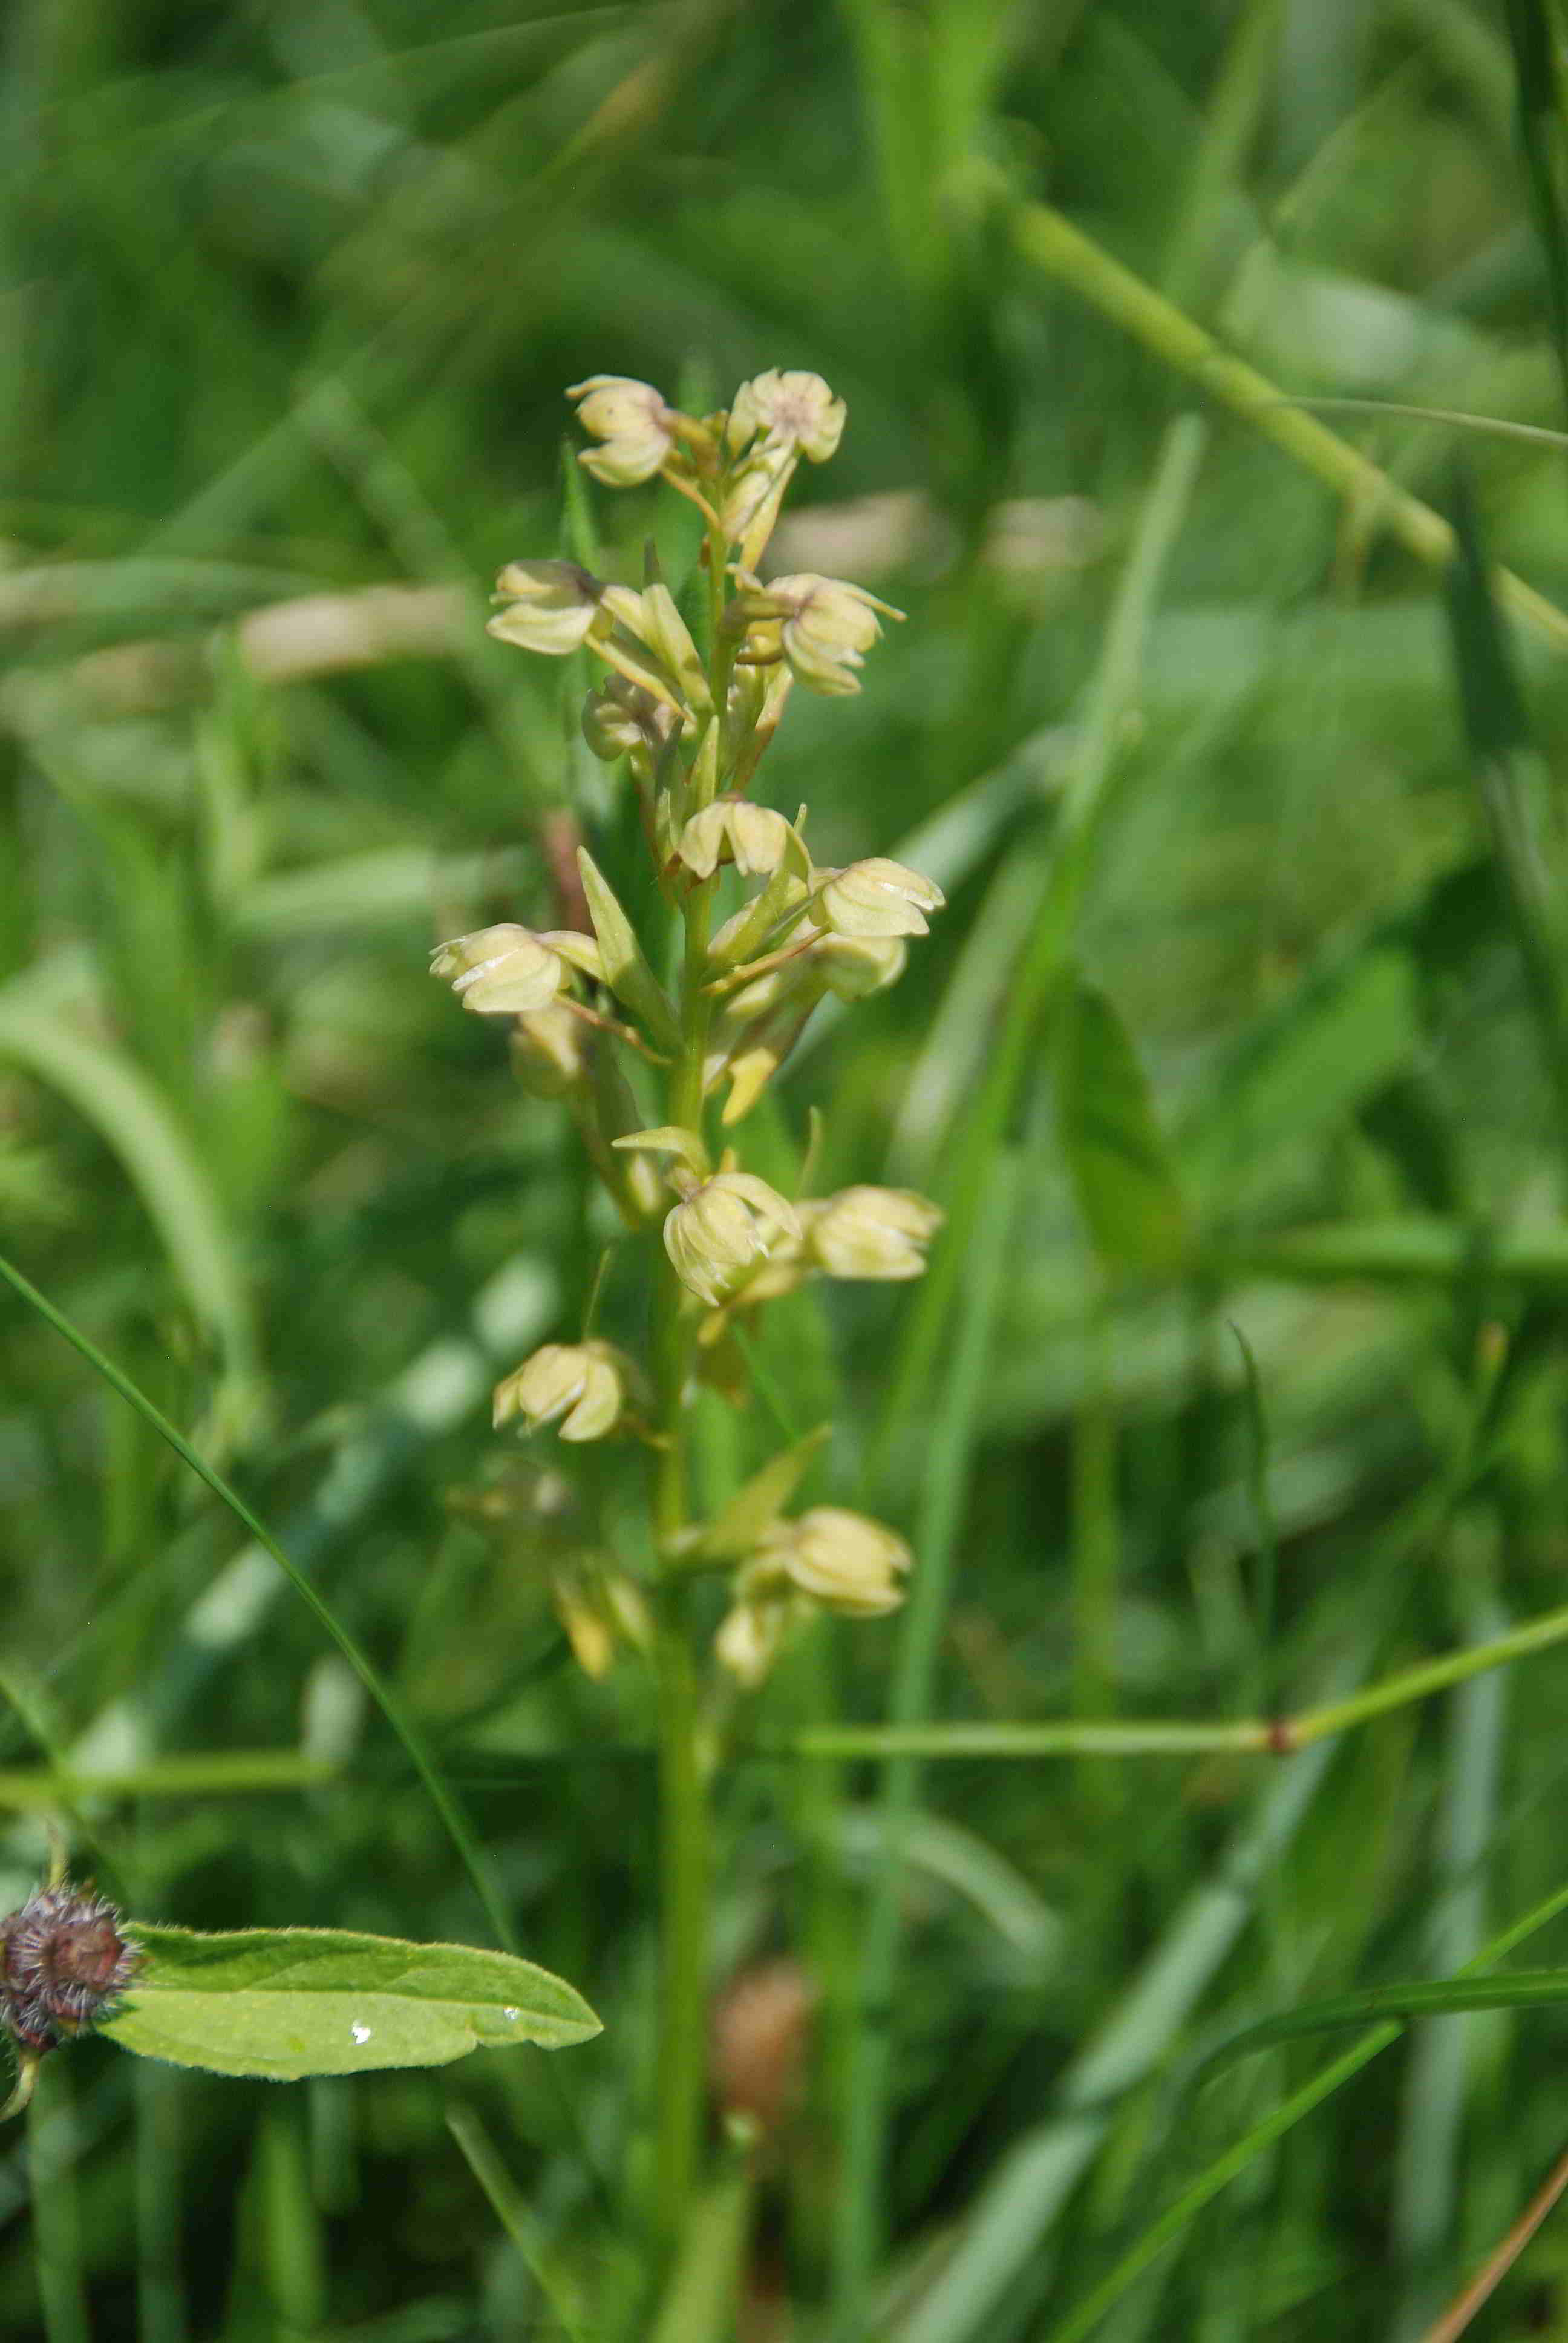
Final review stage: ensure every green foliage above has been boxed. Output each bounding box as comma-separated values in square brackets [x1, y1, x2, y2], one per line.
[7, 0, 1568, 2335]
[103, 1925, 599, 2079]
[1056, 977, 1187, 1277]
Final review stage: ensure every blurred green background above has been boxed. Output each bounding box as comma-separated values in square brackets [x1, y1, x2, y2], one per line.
[7, 0, 1568, 2335]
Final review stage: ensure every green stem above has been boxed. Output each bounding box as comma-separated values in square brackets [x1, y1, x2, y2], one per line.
[0, 1752, 335, 1808]
[647, 523, 732, 2259]
[29, 2062, 89, 2343]
[1010, 198, 1568, 654]
[790, 1587, 1568, 1760]
[796, 1719, 1272, 1758]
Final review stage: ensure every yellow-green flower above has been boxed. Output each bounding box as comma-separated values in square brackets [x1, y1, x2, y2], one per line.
[488, 560, 607, 655]
[760, 1507, 911, 1617]
[678, 798, 792, 880]
[568, 375, 677, 485]
[816, 857, 944, 939]
[800, 1186, 942, 1280]
[492, 1340, 642, 1443]
[728, 370, 846, 464]
[714, 1567, 793, 1688]
[431, 925, 569, 1015]
[763, 574, 902, 696]
[664, 1171, 801, 1308]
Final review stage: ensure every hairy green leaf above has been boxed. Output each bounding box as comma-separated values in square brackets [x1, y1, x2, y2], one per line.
[102, 1924, 601, 2080]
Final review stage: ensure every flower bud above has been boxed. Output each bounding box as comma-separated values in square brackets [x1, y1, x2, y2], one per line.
[678, 798, 792, 880]
[714, 1581, 792, 1688]
[817, 857, 944, 939]
[509, 1002, 587, 1098]
[814, 931, 907, 999]
[664, 1172, 801, 1308]
[728, 370, 846, 464]
[800, 1186, 942, 1280]
[430, 924, 570, 1015]
[1, 1881, 141, 2053]
[767, 1507, 911, 1616]
[581, 676, 676, 767]
[492, 1340, 642, 1443]
[568, 375, 677, 485]
[757, 574, 903, 696]
[553, 1564, 653, 1680]
[488, 560, 607, 655]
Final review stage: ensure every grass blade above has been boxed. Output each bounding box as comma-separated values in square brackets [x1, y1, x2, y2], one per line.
[1442, 467, 1568, 1179]
[1010, 199, 1568, 654]
[0, 1001, 260, 1405]
[446, 2105, 591, 2343]
[834, 1144, 1022, 2318]
[1039, 1878, 1568, 2343]
[867, 412, 1207, 1491]
[0, 1250, 515, 1953]
[1503, 0, 1568, 412]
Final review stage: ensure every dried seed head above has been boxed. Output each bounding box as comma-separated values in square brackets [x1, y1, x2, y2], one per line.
[1, 1881, 141, 2053]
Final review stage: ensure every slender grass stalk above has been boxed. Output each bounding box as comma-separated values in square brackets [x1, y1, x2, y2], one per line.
[797, 1720, 1273, 1759]
[893, 1709, 1353, 2343]
[1161, 0, 1284, 311]
[648, 2145, 757, 2343]
[447, 2104, 590, 2343]
[1391, 1579, 1507, 2340]
[1070, 1297, 1120, 1821]
[28, 2062, 89, 2343]
[134, 2058, 186, 2343]
[1039, 1876, 1568, 2343]
[793, 1591, 1568, 1758]
[834, 1146, 1022, 2319]
[0, 1754, 334, 1809]
[1009, 200, 1568, 655]
[1412, 2138, 1568, 2343]
[867, 412, 1207, 1493]
[1442, 470, 1568, 1182]
[1501, 0, 1568, 417]
[0, 1250, 514, 1953]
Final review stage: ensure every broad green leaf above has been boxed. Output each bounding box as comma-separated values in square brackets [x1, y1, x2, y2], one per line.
[1181, 942, 1417, 1198]
[576, 845, 682, 1052]
[102, 1924, 600, 2080]
[1055, 978, 1186, 1277]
